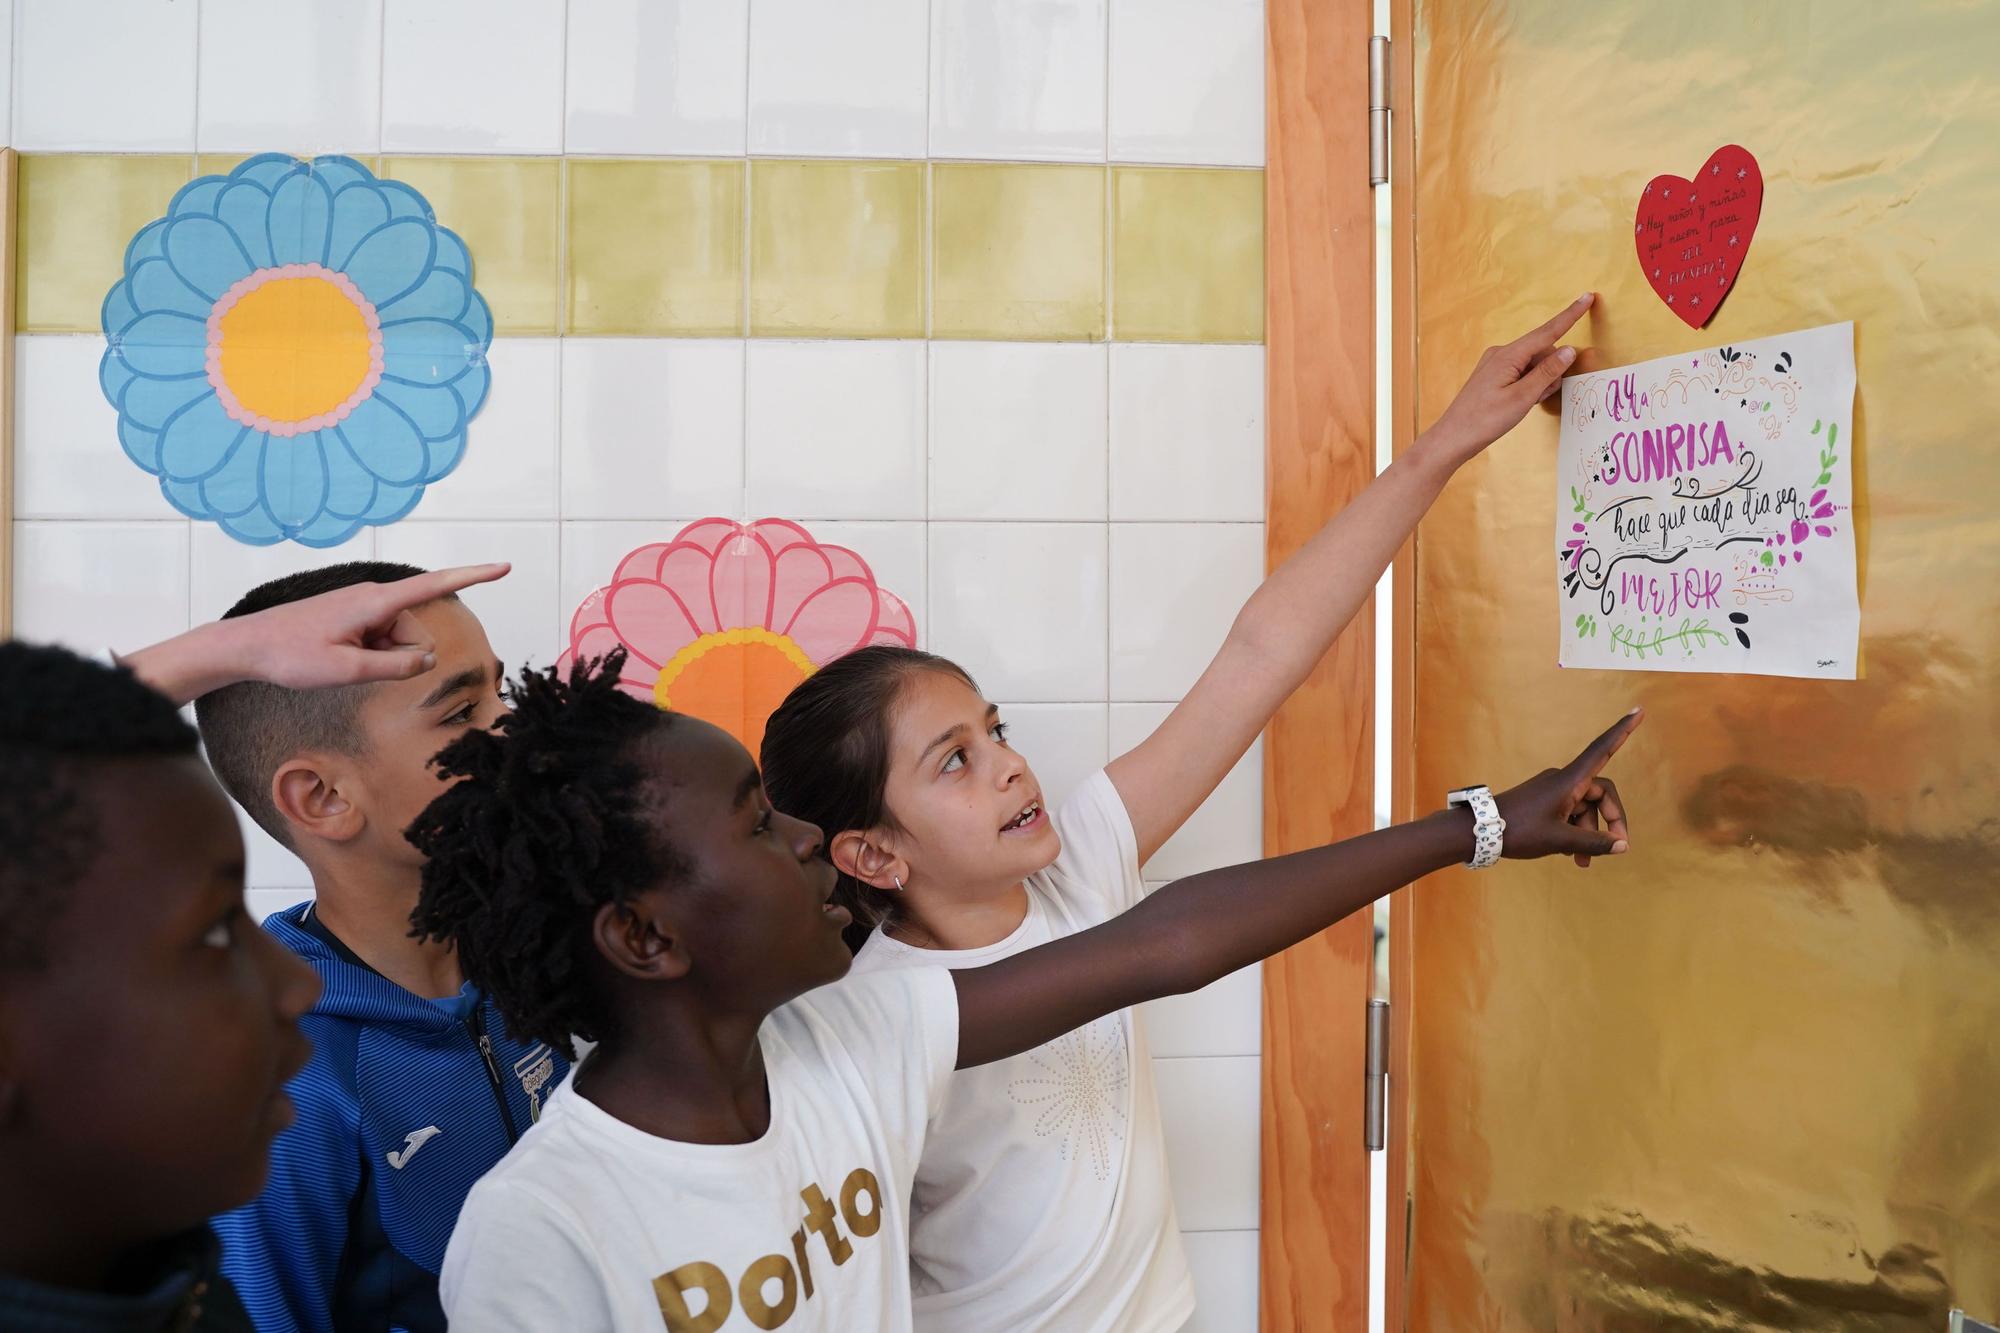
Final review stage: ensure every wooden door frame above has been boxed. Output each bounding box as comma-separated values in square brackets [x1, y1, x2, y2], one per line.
[1259, 2, 1378, 1327]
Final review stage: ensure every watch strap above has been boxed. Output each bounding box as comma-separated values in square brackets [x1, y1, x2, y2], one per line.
[1448, 785, 1505, 869]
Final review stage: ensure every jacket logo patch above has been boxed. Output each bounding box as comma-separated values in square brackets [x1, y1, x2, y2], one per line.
[386, 1125, 442, 1170]
[514, 1044, 557, 1122]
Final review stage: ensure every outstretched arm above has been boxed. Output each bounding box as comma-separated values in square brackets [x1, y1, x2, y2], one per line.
[1106, 295, 1595, 863]
[120, 563, 511, 704]
[957, 707, 1638, 1069]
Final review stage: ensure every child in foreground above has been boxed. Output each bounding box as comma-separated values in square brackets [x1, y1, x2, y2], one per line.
[0, 565, 500, 1331]
[415, 650, 1638, 1331]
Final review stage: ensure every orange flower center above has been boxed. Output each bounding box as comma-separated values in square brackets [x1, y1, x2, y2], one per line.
[653, 627, 817, 757]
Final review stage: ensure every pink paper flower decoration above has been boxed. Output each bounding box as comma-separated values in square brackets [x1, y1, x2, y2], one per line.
[559, 518, 916, 756]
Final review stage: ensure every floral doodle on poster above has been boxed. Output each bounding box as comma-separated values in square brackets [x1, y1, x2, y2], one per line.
[1557, 322, 1857, 680]
[559, 518, 918, 755]
[100, 155, 493, 547]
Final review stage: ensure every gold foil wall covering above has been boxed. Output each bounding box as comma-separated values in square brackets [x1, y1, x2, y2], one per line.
[1406, 2, 2000, 1328]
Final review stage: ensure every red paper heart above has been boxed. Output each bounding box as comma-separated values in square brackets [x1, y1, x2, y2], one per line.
[1634, 144, 1762, 328]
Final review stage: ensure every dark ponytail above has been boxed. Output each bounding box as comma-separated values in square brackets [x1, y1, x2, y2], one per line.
[761, 645, 976, 952]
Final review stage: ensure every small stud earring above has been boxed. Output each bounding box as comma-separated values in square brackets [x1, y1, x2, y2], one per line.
[891, 875, 904, 892]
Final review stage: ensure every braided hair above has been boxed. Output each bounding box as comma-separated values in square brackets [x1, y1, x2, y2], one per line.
[0, 641, 200, 973]
[407, 648, 684, 1059]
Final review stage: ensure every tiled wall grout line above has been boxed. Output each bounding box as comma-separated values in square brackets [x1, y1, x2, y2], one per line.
[7, 0, 19, 147]
[740, 2, 755, 519]
[6, 147, 1265, 170]
[921, 0, 937, 654]
[552, 1, 571, 643]
[1100, 0, 1115, 706]
[12, 510, 1263, 531]
[182, 1, 199, 632]
[374, 0, 387, 158]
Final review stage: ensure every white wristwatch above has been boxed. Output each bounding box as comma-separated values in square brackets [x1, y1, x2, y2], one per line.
[1447, 785, 1505, 869]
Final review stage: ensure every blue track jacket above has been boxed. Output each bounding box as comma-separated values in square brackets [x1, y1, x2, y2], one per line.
[213, 903, 564, 1332]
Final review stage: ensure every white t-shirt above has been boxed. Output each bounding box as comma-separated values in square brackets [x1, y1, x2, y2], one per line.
[849, 770, 1195, 1333]
[439, 967, 959, 1332]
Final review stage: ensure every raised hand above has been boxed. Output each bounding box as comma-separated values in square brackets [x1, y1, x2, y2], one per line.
[1491, 707, 1640, 866]
[1422, 293, 1595, 468]
[122, 563, 512, 704]
[236, 563, 512, 689]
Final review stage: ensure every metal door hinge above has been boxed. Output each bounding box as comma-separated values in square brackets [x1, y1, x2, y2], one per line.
[1364, 998, 1390, 1150]
[1369, 35, 1391, 187]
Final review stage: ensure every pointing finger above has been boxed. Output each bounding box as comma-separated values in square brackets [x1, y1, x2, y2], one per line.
[1506, 293, 1595, 359]
[1566, 708, 1644, 785]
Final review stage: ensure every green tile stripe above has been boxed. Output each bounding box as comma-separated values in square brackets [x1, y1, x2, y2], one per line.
[16, 154, 1262, 344]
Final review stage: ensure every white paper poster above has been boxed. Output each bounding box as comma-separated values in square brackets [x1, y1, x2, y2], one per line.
[1557, 321, 1857, 679]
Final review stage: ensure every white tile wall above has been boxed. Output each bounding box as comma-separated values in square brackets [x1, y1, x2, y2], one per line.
[382, 0, 564, 154]
[560, 340, 746, 520]
[566, 0, 750, 157]
[928, 521, 1107, 702]
[930, 342, 1107, 521]
[1181, 1229, 1261, 1331]
[248, 885, 313, 921]
[1156, 1053, 1262, 1230]
[248, 886, 313, 921]
[413, 339, 560, 521]
[1109, 0, 1265, 166]
[992, 701, 1109, 809]
[930, 0, 1107, 161]
[748, 0, 928, 158]
[196, 0, 385, 154]
[9, 4, 1275, 1304]
[373, 521, 563, 676]
[14, 520, 189, 655]
[0, 0, 13, 147]
[1109, 703, 1263, 878]
[235, 812, 313, 898]
[15, 337, 172, 519]
[1109, 521, 1264, 701]
[1110, 344, 1266, 522]
[14, 0, 197, 151]
[187, 523, 379, 625]
[1145, 952, 1262, 1057]
[745, 341, 927, 521]
[0, 0, 1266, 162]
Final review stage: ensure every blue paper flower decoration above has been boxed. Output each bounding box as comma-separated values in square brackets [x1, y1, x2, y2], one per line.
[99, 154, 493, 547]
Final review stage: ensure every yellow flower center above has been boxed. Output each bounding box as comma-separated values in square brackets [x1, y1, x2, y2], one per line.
[653, 627, 817, 756]
[207, 264, 382, 435]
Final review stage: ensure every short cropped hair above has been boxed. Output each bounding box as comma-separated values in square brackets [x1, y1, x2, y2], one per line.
[193, 562, 431, 846]
[0, 641, 199, 972]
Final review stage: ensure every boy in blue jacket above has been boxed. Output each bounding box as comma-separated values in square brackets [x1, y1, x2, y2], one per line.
[196, 562, 565, 1333]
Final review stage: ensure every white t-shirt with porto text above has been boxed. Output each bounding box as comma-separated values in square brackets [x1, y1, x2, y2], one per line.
[848, 770, 1195, 1332]
[439, 966, 959, 1331]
